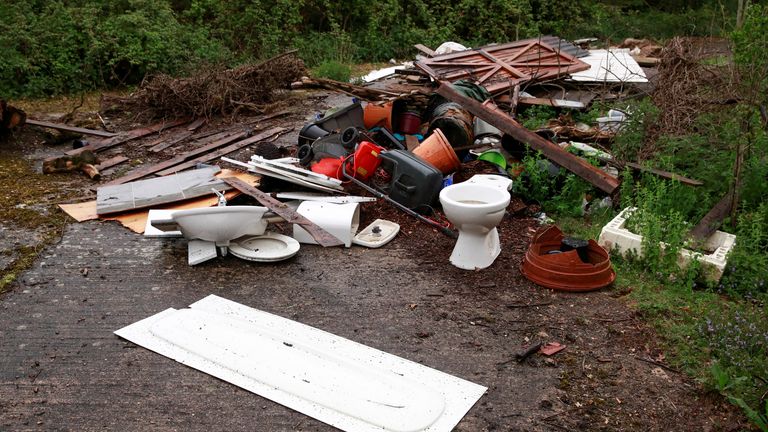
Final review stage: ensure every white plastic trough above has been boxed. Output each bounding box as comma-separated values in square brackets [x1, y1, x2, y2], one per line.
[598, 207, 736, 282]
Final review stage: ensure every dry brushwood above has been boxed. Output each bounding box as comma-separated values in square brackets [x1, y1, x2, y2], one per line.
[119, 51, 305, 119]
[651, 37, 738, 139]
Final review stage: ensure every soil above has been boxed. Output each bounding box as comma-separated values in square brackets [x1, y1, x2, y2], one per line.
[0, 89, 748, 431]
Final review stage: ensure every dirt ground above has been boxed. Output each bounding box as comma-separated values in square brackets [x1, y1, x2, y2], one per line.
[0, 90, 748, 431]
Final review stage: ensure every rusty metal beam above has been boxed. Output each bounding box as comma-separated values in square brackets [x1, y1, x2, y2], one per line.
[436, 82, 620, 194]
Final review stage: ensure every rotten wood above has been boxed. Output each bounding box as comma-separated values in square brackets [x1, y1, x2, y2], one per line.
[67, 118, 190, 156]
[599, 157, 704, 186]
[296, 77, 399, 100]
[25, 119, 116, 138]
[689, 190, 734, 243]
[413, 44, 436, 57]
[149, 131, 194, 153]
[437, 82, 620, 194]
[154, 126, 287, 176]
[416, 39, 591, 94]
[42, 150, 100, 179]
[221, 177, 344, 247]
[94, 155, 129, 172]
[104, 131, 249, 186]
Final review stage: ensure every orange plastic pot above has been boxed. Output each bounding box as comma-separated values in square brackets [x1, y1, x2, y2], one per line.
[412, 128, 461, 174]
[364, 102, 394, 130]
[520, 225, 615, 292]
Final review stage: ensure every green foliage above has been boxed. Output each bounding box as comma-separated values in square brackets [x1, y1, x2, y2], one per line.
[719, 204, 768, 300]
[705, 306, 768, 431]
[612, 98, 659, 162]
[518, 105, 557, 130]
[311, 60, 352, 82]
[732, 3, 768, 107]
[511, 151, 594, 218]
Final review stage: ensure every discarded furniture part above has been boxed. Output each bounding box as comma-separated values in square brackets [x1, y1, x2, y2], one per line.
[144, 210, 182, 237]
[152, 205, 269, 246]
[436, 82, 620, 194]
[154, 126, 287, 176]
[275, 192, 376, 204]
[416, 39, 591, 94]
[115, 295, 487, 432]
[567, 49, 648, 83]
[42, 150, 100, 179]
[228, 233, 301, 262]
[598, 208, 735, 282]
[25, 119, 115, 138]
[67, 118, 190, 156]
[352, 219, 400, 248]
[59, 170, 259, 232]
[521, 225, 615, 292]
[245, 154, 346, 193]
[413, 129, 461, 174]
[0, 100, 27, 133]
[427, 102, 474, 150]
[96, 167, 226, 215]
[440, 175, 513, 270]
[188, 239, 218, 266]
[379, 150, 444, 209]
[293, 202, 360, 248]
[688, 191, 734, 243]
[221, 177, 345, 247]
[340, 164, 458, 239]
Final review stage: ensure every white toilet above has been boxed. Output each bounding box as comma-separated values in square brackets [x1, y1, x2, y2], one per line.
[439, 175, 513, 270]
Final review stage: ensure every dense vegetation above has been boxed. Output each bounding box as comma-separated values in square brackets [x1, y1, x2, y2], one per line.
[1, 0, 737, 98]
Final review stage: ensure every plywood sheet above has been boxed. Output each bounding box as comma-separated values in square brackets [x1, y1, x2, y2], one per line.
[568, 49, 648, 83]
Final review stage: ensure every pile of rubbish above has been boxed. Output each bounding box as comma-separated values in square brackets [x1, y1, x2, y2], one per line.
[42, 35, 734, 294]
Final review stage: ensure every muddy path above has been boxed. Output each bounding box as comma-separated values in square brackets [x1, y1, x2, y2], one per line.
[0, 91, 746, 431]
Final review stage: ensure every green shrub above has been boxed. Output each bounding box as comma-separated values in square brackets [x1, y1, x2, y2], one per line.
[311, 60, 352, 82]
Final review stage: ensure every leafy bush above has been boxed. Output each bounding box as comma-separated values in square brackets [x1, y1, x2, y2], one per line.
[311, 60, 352, 82]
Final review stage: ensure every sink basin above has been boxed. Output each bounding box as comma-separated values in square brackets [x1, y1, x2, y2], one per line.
[153, 206, 269, 246]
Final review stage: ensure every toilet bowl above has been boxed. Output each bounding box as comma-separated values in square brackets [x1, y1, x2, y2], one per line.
[439, 175, 513, 270]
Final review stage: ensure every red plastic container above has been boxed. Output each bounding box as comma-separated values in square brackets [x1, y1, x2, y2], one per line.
[397, 111, 422, 135]
[349, 141, 384, 181]
[311, 157, 344, 179]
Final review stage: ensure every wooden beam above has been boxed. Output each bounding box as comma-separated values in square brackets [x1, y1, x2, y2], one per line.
[94, 155, 129, 171]
[689, 191, 734, 242]
[25, 119, 117, 138]
[154, 126, 287, 176]
[413, 44, 436, 57]
[518, 97, 586, 109]
[221, 177, 344, 247]
[436, 82, 620, 194]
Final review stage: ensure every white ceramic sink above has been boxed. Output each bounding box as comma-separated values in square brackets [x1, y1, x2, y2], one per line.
[153, 206, 269, 246]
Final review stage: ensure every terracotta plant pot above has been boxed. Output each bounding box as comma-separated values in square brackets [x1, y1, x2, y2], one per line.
[412, 128, 461, 174]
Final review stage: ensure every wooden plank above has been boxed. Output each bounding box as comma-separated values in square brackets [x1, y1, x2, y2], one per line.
[222, 177, 344, 247]
[67, 118, 190, 156]
[104, 131, 249, 186]
[413, 44, 436, 57]
[149, 130, 194, 153]
[155, 126, 287, 176]
[599, 158, 703, 186]
[187, 118, 206, 131]
[689, 191, 733, 242]
[436, 82, 619, 194]
[94, 155, 129, 171]
[25, 119, 117, 138]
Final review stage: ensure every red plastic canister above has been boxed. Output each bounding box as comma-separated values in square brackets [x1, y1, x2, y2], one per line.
[350, 141, 384, 181]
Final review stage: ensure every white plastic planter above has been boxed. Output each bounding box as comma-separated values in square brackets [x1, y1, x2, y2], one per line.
[598, 207, 736, 282]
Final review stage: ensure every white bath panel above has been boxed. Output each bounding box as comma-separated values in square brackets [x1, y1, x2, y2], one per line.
[115, 295, 486, 432]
